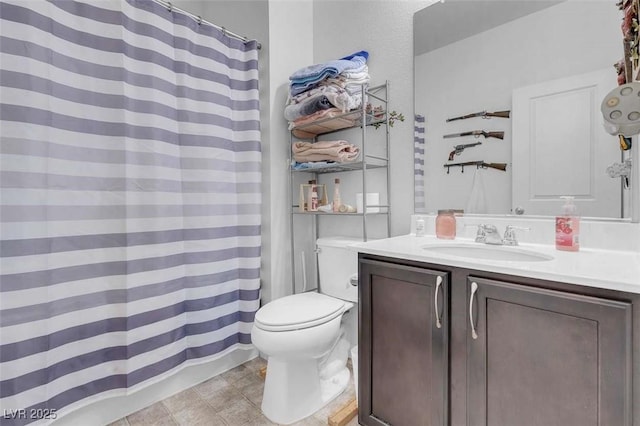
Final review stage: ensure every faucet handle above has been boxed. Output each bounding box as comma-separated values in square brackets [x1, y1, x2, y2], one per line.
[503, 225, 530, 246]
[465, 223, 489, 243]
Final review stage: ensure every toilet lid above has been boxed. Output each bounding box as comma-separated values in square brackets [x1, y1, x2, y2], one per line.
[254, 292, 347, 332]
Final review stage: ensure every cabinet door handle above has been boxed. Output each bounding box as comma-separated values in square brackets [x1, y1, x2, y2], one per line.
[469, 281, 478, 339]
[434, 276, 443, 329]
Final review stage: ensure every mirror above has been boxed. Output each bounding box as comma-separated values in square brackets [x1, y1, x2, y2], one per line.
[414, 0, 635, 219]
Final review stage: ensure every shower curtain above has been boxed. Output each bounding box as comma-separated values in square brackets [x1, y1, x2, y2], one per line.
[0, 1, 261, 423]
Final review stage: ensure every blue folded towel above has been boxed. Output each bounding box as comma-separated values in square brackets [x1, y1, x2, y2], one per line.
[291, 160, 338, 170]
[289, 51, 368, 83]
[340, 50, 369, 61]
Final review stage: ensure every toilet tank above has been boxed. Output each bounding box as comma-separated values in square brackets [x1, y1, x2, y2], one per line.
[316, 237, 362, 303]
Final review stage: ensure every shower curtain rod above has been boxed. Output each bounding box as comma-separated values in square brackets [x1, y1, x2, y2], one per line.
[152, 0, 262, 50]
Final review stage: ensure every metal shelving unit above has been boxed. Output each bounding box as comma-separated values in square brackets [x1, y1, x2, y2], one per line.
[288, 81, 391, 294]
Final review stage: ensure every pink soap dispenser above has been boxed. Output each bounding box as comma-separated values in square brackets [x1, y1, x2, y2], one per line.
[555, 196, 580, 252]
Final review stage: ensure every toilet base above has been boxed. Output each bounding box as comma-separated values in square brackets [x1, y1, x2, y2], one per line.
[320, 366, 351, 409]
[261, 357, 350, 425]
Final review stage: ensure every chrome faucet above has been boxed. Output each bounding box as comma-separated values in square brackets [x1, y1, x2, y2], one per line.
[471, 224, 531, 246]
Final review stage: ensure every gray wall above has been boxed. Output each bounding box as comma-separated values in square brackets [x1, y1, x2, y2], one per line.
[312, 0, 431, 238]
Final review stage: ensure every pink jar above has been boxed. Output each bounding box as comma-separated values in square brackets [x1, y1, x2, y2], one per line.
[436, 210, 456, 239]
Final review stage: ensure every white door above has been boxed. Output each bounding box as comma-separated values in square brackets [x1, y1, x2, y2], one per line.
[512, 68, 621, 217]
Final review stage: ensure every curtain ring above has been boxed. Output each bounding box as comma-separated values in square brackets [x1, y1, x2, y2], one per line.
[166, 1, 172, 12]
[196, 16, 202, 25]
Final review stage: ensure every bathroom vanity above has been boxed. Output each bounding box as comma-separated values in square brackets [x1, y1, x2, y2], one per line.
[354, 232, 640, 426]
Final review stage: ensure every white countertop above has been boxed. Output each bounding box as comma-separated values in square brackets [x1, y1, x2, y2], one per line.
[352, 234, 640, 294]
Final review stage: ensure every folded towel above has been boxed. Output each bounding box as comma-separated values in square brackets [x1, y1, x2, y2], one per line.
[292, 140, 360, 163]
[289, 51, 369, 96]
[338, 64, 369, 79]
[291, 72, 366, 97]
[321, 67, 370, 95]
[287, 88, 362, 123]
[290, 69, 336, 94]
[284, 95, 334, 121]
[340, 50, 369, 61]
[290, 108, 351, 128]
[291, 160, 337, 170]
[289, 108, 356, 138]
[289, 85, 361, 112]
[289, 51, 368, 82]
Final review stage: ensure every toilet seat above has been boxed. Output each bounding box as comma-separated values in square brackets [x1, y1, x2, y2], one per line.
[254, 292, 348, 332]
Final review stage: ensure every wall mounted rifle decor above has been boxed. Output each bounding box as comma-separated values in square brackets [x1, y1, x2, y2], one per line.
[446, 110, 511, 122]
[443, 130, 504, 140]
[444, 161, 507, 174]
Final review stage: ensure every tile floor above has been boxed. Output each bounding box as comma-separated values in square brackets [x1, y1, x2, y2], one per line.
[109, 357, 359, 426]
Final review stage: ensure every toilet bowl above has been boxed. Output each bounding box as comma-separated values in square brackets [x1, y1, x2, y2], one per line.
[251, 237, 360, 425]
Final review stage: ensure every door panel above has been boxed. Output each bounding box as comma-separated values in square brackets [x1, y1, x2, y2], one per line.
[467, 277, 632, 426]
[512, 68, 621, 217]
[485, 298, 598, 426]
[359, 259, 448, 426]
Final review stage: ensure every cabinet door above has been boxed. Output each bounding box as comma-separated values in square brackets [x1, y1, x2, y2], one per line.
[466, 277, 632, 426]
[359, 259, 449, 426]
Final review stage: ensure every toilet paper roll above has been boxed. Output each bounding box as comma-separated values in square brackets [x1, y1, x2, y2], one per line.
[356, 193, 380, 213]
[338, 204, 356, 213]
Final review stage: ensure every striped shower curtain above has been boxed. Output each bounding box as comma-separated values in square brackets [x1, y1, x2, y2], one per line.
[0, 1, 261, 423]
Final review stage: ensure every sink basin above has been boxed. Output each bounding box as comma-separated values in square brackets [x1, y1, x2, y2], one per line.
[422, 243, 554, 262]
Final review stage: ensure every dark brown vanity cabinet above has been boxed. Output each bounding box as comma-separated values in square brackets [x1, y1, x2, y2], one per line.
[359, 258, 449, 426]
[467, 276, 632, 426]
[358, 254, 636, 426]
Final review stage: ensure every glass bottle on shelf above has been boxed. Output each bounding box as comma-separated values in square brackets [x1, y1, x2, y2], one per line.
[309, 182, 318, 211]
[332, 178, 341, 212]
[306, 180, 315, 212]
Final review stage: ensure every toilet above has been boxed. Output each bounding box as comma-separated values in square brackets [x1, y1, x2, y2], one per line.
[251, 237, 359, 425]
